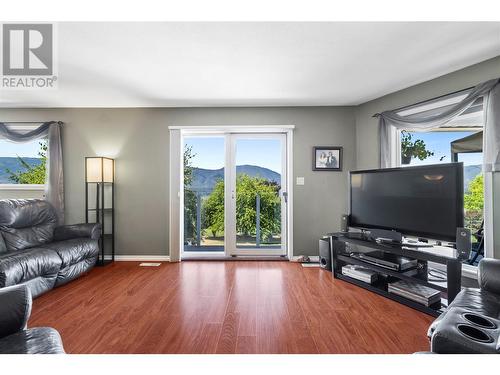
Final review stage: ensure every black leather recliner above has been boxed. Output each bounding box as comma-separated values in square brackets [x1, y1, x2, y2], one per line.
[428, 258, 500, 353]
[0, 284, 65, 354]
[0, 199, 101, 298]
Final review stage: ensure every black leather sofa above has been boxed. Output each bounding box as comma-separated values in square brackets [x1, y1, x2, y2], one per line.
[0, 284, 65, 354]
[428, 258, 500, 353]
[0, 199, 101, 298]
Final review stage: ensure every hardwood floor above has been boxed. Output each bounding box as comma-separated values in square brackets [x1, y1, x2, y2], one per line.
[29, 261, 434, 354]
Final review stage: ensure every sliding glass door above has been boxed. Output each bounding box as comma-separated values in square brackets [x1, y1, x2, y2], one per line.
[182, 132, 288, 257]
[227, 134, 287, 256]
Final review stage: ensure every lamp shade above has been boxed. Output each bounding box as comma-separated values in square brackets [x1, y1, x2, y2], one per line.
[86, 157, 114, 183]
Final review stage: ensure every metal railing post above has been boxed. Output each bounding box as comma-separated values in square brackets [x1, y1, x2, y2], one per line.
[256, 194, 261, 247]
[196, 192, 202, 247]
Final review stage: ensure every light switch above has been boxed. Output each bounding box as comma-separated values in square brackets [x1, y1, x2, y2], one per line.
[296, 177, 305, 185]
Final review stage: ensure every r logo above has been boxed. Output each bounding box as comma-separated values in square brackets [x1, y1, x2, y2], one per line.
[2, 24, 53, 76]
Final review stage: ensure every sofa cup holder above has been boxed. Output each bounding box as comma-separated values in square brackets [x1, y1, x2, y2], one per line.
[462, 313, 497, 329]
[456, 324, 494, 343]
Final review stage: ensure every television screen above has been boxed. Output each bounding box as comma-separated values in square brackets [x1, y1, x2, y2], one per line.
[349, 163, 464, 242]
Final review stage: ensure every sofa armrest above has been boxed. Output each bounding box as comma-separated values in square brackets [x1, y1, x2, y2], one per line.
[478, 258, 500, 295]
[427, 311, 446, 339]
[0, 284, 32, 338]
[54, 223, 102, 241]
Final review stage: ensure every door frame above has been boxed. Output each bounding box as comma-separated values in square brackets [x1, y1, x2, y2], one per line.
[169, 125, 294, 261]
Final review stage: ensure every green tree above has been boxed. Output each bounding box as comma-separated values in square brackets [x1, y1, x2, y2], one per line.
[464, 174, 484, 211]
[203, 175, 281, 241]
[184, 145, 195, 187]
[235, 175, 280, 239]
[202, 179, 225, 237]
[464, 174, 484, 233]
[183, 145, 198, 243]
[6, 141, 47, 184]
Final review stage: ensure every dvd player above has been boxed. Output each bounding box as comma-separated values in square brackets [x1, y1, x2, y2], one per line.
[351, 251, 417, 271]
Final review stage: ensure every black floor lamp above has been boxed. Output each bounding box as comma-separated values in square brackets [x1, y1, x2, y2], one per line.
[85, 157, 115, 265]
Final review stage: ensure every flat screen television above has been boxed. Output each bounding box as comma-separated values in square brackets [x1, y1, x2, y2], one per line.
[349, 163, 464, 242]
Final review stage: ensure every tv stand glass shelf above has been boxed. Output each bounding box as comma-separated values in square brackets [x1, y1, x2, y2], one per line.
[329, 232, 462, 317]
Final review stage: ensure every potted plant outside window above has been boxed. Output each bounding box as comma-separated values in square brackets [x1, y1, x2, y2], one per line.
[400, 131, 434, 165]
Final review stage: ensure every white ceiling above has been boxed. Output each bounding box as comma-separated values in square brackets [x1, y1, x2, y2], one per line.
[1, 22, 500, 108]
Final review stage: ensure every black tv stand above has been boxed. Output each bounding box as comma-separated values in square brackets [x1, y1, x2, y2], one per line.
[328, 232, 462, 317]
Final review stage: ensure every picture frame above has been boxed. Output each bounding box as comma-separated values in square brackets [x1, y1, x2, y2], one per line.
[313, 146, 343, 171]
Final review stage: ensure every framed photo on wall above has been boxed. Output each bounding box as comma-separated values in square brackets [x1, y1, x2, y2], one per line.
[313, 146, 343, 171]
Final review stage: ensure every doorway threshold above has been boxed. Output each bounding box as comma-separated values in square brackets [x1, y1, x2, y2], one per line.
[182, 255, 288, 261]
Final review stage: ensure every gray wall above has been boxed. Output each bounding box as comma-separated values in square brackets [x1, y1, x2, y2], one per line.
[354, 55, 500, 259]
[0, 107, 356, 256]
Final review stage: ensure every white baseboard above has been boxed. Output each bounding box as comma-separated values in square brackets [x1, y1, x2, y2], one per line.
[107, 255, 171, 262]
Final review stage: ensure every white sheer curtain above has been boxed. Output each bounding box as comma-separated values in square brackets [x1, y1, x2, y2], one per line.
[483, 80, 500, 172]
[0, 121, 64, 223]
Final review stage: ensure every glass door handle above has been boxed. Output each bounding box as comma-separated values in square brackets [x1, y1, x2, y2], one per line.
[282, 191, 288, 203]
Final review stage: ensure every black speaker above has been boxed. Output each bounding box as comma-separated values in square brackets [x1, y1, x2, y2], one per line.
[456, 227, 472, 260]
[319, 238, 332, 270]
[341, 214, 349, 232]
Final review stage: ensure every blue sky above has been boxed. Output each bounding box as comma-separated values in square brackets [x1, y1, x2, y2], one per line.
[184, 137, 282, 173]
[406, 131, 482, 166]
[0, 139, 41, 157]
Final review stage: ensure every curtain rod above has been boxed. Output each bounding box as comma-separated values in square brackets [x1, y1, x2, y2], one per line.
[0, 121, 63, 124]
[372, 85, 475, 118]
[1, 121, 44, 124]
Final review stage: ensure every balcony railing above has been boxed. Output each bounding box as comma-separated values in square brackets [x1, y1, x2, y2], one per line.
[184, 187, 281, 251]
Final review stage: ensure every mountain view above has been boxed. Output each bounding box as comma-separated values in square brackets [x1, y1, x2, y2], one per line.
[463, 164, 482, 190]
[189, 165, 281, 192]
[0, 157, 43, 183]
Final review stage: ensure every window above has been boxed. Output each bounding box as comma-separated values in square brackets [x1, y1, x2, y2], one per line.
[0, 138, 47, 185]
[0, 134, 47, 199]
[398, 96, 484, 267]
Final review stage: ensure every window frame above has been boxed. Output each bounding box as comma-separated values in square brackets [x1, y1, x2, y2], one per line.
[0, 184, 45, 191]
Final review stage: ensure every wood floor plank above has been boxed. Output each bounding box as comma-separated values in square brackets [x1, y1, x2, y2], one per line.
[216, 312, 240, 354]
[235, 336, 257, 354]
[28, 261, 434, 354]
[193, 323, 223, 354]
